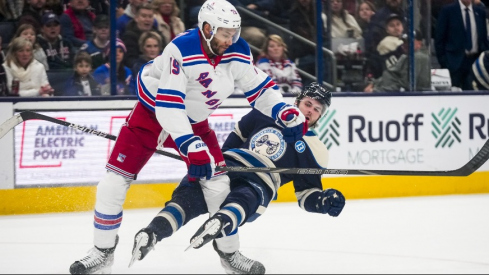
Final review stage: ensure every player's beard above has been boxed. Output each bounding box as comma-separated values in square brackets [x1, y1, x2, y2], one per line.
[210, 38, 226, 56]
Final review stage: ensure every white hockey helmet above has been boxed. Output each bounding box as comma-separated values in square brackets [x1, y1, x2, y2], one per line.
[198, 0, 241, 44]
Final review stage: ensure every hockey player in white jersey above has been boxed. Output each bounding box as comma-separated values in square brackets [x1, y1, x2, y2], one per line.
[129, 83, 345, 274]
[69, 0, 308, 274]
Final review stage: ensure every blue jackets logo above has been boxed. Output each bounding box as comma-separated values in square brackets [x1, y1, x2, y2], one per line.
[295, 140, 305, 153]
[250, 127, 286, 161]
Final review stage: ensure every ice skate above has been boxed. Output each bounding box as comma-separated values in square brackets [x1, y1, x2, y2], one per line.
[69, 236, 119, 274]
[128, 228, 157, 268]
[186, 215, 228, 250]
[213, 240, 266, 274]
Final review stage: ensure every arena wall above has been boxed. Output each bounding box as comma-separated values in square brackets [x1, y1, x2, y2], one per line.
[0, 93, 488, 215]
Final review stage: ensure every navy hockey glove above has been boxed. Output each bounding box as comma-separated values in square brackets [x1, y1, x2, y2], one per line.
[277, 106, 308, 143]
[181, 137, 215, 180]
[319, 189, 345, 217]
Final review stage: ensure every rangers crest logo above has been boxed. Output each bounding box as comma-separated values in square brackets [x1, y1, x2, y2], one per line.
[117, 153, 126, 163]
[249, 127, 286, 161]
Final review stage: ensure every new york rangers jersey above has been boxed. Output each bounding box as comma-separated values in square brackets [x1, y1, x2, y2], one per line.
[256, 57, 303, 95]
[136, 28, 288, 150]
[222, 108, 330, 217]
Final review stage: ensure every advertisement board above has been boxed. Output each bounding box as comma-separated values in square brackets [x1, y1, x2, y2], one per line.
[317, 95, 489, 173]
[12, 94, 489, 187]
[14, 108, 250, 186]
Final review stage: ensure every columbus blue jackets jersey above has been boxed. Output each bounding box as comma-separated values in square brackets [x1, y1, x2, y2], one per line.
[136, 28, 288, 151]
[222, 108, 330, 216]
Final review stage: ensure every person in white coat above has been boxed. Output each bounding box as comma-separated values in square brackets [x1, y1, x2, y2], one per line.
[2, 37, 54, 97]
[152, 0, 185, 44]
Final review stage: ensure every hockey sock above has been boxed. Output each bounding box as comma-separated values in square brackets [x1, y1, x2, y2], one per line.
[148, 203, 186, 242]
[216, 203, 246, 236]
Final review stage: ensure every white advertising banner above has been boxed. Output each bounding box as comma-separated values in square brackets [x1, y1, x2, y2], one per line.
[316, 94, 489, 173]
[14, 108, 250, 186]
[12, 94, 489, 186]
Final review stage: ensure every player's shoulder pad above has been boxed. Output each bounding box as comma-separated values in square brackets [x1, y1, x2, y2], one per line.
[228, 37, 252, 57]
[303, 131, 329, 168]
[171, 28, 202, 57]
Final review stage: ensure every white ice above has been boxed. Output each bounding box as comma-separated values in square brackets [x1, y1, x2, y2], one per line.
[0, 194, 488, 274]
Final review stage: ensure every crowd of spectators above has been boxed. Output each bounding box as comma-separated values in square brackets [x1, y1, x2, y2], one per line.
[1, 0, 489, 97]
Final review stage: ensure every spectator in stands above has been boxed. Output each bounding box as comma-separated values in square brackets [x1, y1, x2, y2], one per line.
[18, 0, 50, 33]
[376, 14, 405, 71]
[356, 0, 376, 37]
[13, 23, 49, 70]
[364, 29, 431, 92]
[435, 0, 489, 90]
[329, 0, 363, 39]
[2, 37, 54, 97]
[152, 0, 185, 44]
[93, 38, 134, 96]
[365, 0, 404, 65]
[117, 0, 150, 37]
[289, 0, 327, 77]
[131, 31, 163, 79]
[0, 0, 24, 21]
[59, 0, 96, 48]
[79, 14, 109, 70]
[37, 12, 75, 70]
[122, 3, 163, 68]
[0, 37, 7, 96]
[256, 34, 303, 95]
[64, 51, 100, 96]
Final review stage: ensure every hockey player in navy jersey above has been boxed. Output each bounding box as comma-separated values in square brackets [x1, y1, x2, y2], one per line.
[69, 0, 308, 274]
[130, 82, 345, 274]
[189, 82, 346, 272]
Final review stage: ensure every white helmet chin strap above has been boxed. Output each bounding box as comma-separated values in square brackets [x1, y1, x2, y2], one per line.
[200, 27, 218, 56]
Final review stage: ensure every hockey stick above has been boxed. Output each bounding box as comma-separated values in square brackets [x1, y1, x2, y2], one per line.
[0, 111, 183, 161]
[1, 111, 488, 176]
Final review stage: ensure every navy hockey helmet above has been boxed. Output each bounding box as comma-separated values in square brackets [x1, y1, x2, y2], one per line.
[295, 82, 332, 115]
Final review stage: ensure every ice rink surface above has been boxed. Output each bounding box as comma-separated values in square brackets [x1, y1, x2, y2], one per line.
[0, 194, 488, 274]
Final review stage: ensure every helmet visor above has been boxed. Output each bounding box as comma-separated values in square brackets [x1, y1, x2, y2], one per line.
[214, 27, 241, 44]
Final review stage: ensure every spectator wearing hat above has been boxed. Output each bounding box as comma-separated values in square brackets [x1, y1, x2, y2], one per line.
[435, 0, 489, 90]
[367, 13, 405, 78]
[59, 0, 96, 48]
[37, 12, 75, 70]
[365, 0, 404, 54]
[93, 38, 135, 96]
[121, 3, 164, 68]
[79, 14, 110, 69]
[364, 29, 431, 92]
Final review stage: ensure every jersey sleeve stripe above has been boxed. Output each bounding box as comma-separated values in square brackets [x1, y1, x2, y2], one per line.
[244, 77, 275, 107]
[155, 89, 186, 109]
[136, 64, 156, 112]
[175, 134, 198, 153]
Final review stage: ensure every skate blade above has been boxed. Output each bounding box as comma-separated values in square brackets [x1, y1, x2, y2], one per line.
[128, 236, 146, 268]
[184, 219, 221, 252]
